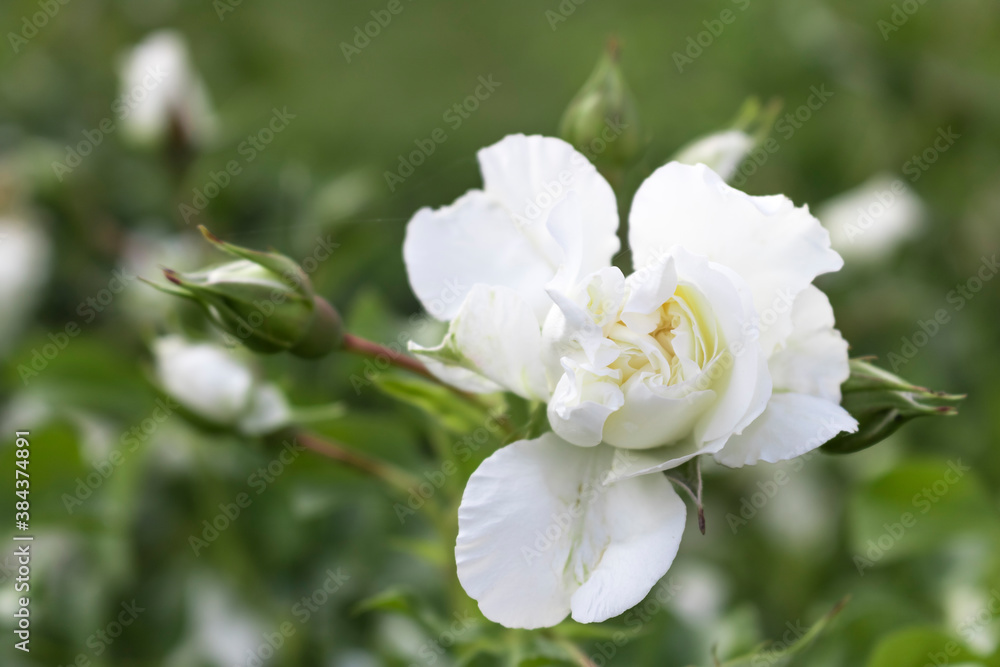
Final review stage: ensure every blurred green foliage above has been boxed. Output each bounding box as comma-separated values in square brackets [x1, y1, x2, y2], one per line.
[1, 0, 999, 665]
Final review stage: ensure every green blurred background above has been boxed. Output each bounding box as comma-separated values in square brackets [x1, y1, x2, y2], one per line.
[1, 0, 999, 665]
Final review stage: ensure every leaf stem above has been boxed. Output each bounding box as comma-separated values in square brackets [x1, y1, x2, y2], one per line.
[294, 430, 421, 492]
[342, 332, 438, 381]
[341, 332, 514, 433]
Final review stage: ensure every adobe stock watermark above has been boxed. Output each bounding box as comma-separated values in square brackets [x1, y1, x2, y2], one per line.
[55, 600, 145, 667]
[673, 0, 752, 73]
[393, 410, 507, 523]
[520, 449, 639, 565]
[213, 0, 243, 21]
[725, 449, 820, 534]
[730, 84, 835, 187]
[405, 612, 478, 666]
[877, 0, 931, 41]
[510, 115, 631, 229]
[8, 0, 72, 54]
[219, 233, 340, 350]
[62, 397, 180, 514]
[830, 126, 959, 250]
[585, 576, 684, 666]
[383, 74, 502, 192]
[238, 567, 351, 667]
[853, 459, 970, 575]
[348, 278, 466, 395]
[544, 0, 590, 31]
[902, 126, 960, 182]
[189, 438, 306, 556]
[956, 588, 1000, 647]
[178, 107, 296, 224]
[749, 621, 808, 667]
[17, 268, 136, 385]
[888, 253, 997, 372]
[341, 0, 417, 63]
[50, 65, 168, 181]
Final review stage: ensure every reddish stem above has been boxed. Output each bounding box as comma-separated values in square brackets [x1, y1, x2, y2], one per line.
[295, 431, 417, 491]
[342, 333, 436, 381]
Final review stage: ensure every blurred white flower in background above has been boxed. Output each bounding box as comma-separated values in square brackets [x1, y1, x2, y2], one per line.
[816, 174, 926, 264]
[165, 576, 266, 667]
[0, 216, 51, 354]
[152, 336, 292, 436]
[667, 561, 728, 625]
[118, 30, 216, 149]
[122, 228, 207, 326]
[672, 129, 755, 182]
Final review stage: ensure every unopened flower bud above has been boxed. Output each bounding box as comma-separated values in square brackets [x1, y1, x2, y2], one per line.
[119, 30, 216, 152]
[822, 359, 964, 455]
[144, 226, 343, 358]
[671, 97, 782, 183]
[558, 40, 644, 170]
[673, 130, 754, 182]
[152, 335, 292, 436]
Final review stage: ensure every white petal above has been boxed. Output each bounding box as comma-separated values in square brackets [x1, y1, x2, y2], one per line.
[409, 285, 550, 400]
[712, 393, 858, 468]
[238, 384, 292, 436]
[768, 285, 850, 403]
[418, 357, 504, 394]
[606, 248, 770, 450]
[478, 134, 620, 277]
[153, 336, 253, 424]
[456, 434, 686, 628]
[629, 162, 843, 356]
[403, 190, 555, 322]
[602, 372, 718, 449]
[672, 130, 755, 182]
[547, 360, 624, 447]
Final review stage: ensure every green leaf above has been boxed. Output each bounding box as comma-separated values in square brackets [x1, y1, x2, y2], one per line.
[848, 459, 997, 565]
[351, 585, 416, 616]
[717, 597, 848, 667]
[865, 626, 979, 667]
[376, 373, 489, 433]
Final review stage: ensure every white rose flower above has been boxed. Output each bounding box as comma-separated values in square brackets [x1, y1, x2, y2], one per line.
[672, 129, 755, 182]
[403, 134, 857, 628]
[119, 30, 216, 148]
[152, 336, 290, 436]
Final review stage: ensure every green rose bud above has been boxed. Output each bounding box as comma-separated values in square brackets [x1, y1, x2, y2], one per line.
[144, 226, 343, 358]
[822, 358, 964, 455]
[558, 39, 644, 171]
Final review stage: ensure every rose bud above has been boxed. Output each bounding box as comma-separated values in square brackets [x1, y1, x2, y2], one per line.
[558, 39, 644, 170]
[822, 358, 964, 454]
[144, 226, 343, 358]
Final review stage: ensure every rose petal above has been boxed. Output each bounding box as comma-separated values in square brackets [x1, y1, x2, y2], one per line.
[628, 162, 843, 356]
[404, 190, 555, 322]
[478, 134, 620, 277]
[767, 285, 850, 403]
[456, 434, 687, 628]
[409, 284, 550, 400]
[712, 392, 858, 468]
